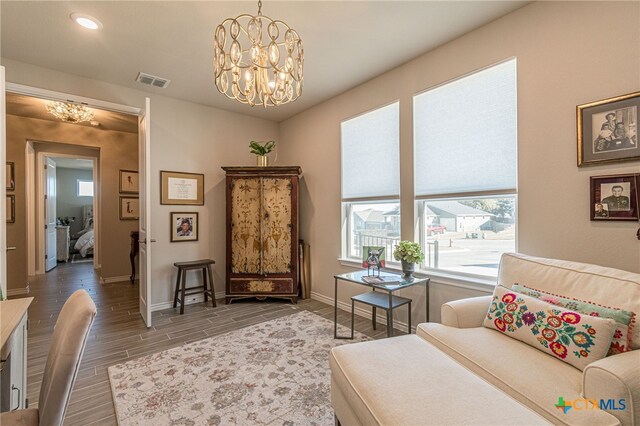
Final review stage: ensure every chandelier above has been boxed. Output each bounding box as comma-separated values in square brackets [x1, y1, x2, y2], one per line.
[213, 0, 304, 107]
[46, 101, 94, 123]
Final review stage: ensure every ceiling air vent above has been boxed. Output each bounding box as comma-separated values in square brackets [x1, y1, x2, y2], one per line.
[135, 72, 171, 89]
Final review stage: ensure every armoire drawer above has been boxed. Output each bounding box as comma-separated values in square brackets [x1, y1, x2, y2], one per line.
[229, 278, 294, 294]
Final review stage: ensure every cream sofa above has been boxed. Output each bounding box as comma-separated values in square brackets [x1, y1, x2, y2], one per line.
[330, 253, 640, 425]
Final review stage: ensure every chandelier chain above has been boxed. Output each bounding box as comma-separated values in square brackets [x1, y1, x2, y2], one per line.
[257, 0, 262, 16]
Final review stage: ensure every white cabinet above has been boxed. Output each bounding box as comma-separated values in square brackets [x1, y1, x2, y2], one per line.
[1, 298, 32, 412]
[56, 225, 70, 263]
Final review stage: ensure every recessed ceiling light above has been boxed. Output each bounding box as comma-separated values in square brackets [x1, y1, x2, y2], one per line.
[70, 13, 103, 30]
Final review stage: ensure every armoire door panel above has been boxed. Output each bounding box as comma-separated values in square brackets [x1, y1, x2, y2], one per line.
[230, 178, 262, 274]
[261, 177, 292, 274]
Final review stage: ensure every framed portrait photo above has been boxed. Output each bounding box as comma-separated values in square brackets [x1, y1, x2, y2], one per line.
[171, 212, 198, 242]
[6, 195, 15, 223]
[578, 91, 640, 166]
[6, 162, 15, 191]
[119, 170, 139, 194]
[119, 196, 139, 220]
[590, 174, 638, 221]
[161, 170, 204, 205]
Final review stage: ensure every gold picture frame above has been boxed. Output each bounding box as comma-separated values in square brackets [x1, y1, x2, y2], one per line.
[119, 196, 139, 220]
[577, 91, 640, 167]
[160, 170, 204, 205]
[6, 162, 15, 191]
[119, 169, 139, 194]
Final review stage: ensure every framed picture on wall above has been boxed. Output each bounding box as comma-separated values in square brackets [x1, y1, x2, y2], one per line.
[577, 91, 640, 166]
[6, 195, 15, 223]
[160, 170, 204, 205]
[170, 212, 198, 242]
[6, 162, 15, 191]
[590, 174, 638, 221]
[119, 196, 139, 220]
[119, 170, 139, 194]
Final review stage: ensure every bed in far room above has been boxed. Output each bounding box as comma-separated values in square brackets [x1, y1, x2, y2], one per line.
[73, 205, 94, 258]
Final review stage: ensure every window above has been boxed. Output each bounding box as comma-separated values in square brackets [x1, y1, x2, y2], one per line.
[341, 102, 400, 261]
[414, 59, 517, 277]
[77, 180, 94, 197]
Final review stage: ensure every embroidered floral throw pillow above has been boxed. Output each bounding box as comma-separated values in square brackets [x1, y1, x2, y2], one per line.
[512, 284, 635, 355]
[484, 286, 617, 371]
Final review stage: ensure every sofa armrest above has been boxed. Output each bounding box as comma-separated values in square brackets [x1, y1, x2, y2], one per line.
[441, 295, 492, 328]
[583, 350, 639, 425]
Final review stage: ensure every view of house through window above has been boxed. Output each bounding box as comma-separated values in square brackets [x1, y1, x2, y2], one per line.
[421, 197, 516, 276]
[347, 202, 400, 261]
[414, 59, 517, 278]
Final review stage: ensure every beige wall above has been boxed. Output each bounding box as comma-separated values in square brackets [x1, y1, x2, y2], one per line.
[2, 58, 279, 306]
[5, 114, 138, 289]
[278, 1, 640, 323]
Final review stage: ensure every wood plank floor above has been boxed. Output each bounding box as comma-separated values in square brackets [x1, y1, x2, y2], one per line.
[13, 262, 394, 425]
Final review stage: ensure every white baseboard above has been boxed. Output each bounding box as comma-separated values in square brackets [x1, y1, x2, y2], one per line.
[100, 275, 137, 284]
[151, 291, 226, 312]
[7, 285, 31, 296]
[310, 291, 413, 332]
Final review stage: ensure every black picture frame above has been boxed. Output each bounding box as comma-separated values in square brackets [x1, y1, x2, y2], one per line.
[590, 174, 638, 221]
[170, 212, 199, 242]
[578, 91, 640, 167]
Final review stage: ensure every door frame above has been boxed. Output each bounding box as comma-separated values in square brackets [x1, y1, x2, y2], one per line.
[32, 150, 99, 274]
[4, 82, 144, 284]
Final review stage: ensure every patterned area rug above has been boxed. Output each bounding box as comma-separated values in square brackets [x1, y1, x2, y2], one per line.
[108, 310, 370, 425]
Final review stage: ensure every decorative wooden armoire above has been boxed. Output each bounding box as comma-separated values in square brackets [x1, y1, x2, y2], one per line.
[222, 166, 302, 304]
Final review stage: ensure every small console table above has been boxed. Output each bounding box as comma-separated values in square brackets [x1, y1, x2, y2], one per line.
[333, 270, 429, 339]
[129, 231, 139, 284]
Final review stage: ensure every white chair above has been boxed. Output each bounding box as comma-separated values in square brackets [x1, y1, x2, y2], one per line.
[1, 290, 97, 426]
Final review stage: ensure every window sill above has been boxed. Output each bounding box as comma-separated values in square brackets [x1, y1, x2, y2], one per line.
[338, 258, 496, 293]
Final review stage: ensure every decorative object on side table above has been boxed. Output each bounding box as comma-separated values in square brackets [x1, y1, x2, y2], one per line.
[590, 174, 639, 221]
[160, 170, 204, 205]
[393, 241, 425, 278]
[170, 212, 199, 242]
[577, 91, 639, 167]
[249, 140, 276, 167]
[57, 216, 75, 226]
[362, 245, 385, 277]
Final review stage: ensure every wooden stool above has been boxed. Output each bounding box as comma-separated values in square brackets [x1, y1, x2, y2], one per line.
[173, 259, 216, 314]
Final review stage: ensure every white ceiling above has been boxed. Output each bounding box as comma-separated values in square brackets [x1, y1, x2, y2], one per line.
[1, 1, 529, 122]
[6, 92, 139, 133]
[51, 157, 94, 170]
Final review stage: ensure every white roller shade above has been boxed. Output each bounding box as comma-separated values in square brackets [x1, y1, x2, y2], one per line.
[414, 59, 517, 197]
[341, 102, 400, 199]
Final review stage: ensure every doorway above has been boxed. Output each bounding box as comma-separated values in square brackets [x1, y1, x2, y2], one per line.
[2, 80, 153, 326]
[39, 154, 98, 272]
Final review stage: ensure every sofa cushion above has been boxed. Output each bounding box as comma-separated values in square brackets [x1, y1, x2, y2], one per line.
[484, 286, 617, 371]
[497, 253, 640, 349]
[513, 284, 635, 355]
[417, 323, 620, 425]
[330, 335, 550, 425]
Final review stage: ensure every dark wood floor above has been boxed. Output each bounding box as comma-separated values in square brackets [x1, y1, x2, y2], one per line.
[14, 262, 392, 425]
